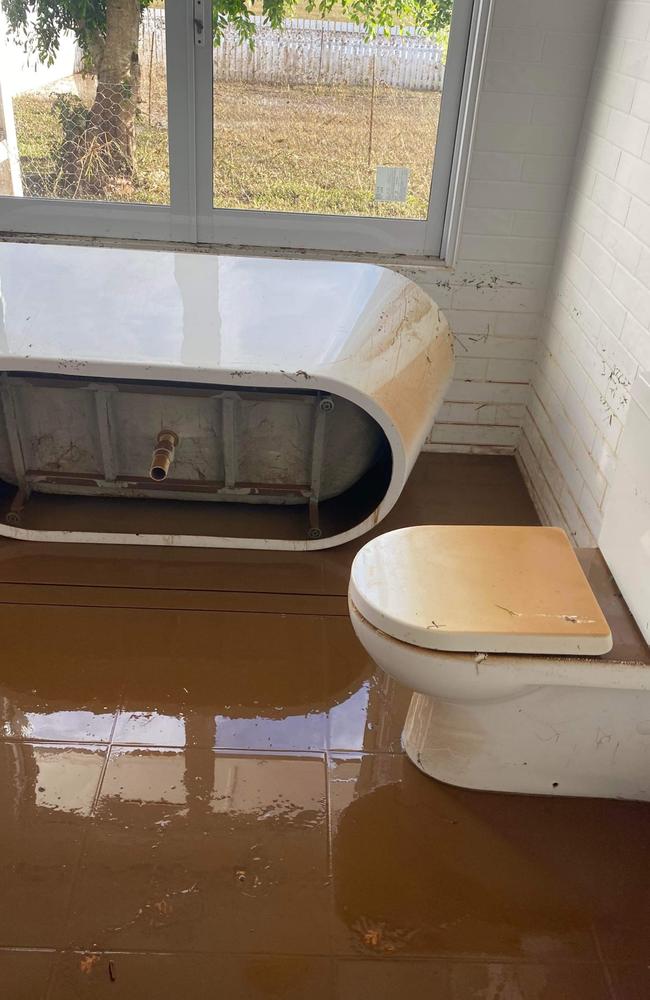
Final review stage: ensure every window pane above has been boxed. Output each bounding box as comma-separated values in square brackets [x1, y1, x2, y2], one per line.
[212, 13, 448, 219]
[0, 4, 169, 204]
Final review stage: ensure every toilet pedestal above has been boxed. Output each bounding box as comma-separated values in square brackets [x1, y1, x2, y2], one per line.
[403, 685, 650, 801]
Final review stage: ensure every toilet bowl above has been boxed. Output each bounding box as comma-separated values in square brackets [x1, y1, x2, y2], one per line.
[348, 524, 650, 801]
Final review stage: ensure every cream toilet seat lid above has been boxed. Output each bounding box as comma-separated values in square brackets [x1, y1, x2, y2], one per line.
[349, 525, 613, 655]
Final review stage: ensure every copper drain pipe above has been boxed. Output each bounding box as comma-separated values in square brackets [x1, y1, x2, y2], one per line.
[149, 430, 179, 481]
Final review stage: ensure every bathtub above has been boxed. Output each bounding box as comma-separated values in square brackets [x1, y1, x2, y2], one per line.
[0, 241, 453, 549]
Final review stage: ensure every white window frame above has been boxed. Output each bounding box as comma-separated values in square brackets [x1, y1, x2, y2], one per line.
[0, 0, 492, 262]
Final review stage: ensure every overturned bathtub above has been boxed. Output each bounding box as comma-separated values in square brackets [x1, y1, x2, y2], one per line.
[0, 242, 453, 549]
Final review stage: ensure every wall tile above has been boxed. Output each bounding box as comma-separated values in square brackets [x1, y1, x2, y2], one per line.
[525, 0, 650, 544]
[511, 210, 565, 238]
[605, 108, 649, 155]
[421, 0, 605, 457]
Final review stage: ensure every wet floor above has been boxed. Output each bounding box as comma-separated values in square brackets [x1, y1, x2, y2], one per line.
[0, 454, 648, 999]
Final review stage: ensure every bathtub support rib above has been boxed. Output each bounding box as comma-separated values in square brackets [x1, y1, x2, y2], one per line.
[1, 375, 27, 492]
[93, 387, 118, 483]
[1, 375, 31, 526]
[6, 486, 29, 526]
[221, 393, 238, 490]
[306, 394, 332, 540]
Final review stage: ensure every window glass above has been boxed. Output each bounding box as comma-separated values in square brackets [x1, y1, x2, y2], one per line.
[0, 4, 170, 204]
[212, 9, 450, 219]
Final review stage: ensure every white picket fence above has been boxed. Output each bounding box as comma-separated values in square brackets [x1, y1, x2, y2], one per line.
[140, 9, 445, 91]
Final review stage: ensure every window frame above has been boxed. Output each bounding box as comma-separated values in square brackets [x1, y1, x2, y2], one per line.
[0, 0, 492, 263]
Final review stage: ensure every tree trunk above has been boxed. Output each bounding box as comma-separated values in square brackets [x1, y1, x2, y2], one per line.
[88, 0, 141, 179]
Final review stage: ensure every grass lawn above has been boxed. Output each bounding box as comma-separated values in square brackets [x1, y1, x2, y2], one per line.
[213, 82, 440, 218]
[12, 90, 171, 205]
[13, 77, 440, 218]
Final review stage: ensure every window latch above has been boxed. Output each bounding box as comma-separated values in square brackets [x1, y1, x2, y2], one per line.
[194, 0, 205, 46]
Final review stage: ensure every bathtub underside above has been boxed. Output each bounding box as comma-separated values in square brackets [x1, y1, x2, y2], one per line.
[0, 373, 392, 543]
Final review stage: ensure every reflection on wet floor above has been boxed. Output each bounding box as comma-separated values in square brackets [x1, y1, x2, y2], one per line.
[0, 455, 646, 998]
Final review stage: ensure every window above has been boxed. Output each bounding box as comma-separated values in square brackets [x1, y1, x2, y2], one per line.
[0, 0, 489, 259]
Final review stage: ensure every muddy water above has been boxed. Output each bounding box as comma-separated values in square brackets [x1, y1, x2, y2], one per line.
[0, 455, 646, 998]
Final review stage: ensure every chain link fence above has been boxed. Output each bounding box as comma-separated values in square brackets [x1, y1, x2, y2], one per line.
[8, 39, 169, 203]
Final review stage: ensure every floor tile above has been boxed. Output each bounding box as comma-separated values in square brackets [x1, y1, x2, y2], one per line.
[0, 949, 55, 1000]
[112, 610, 337, 752]
[65, 750, 330, 954]
[572, 798, 650, 961]
[50, 952, 334, 999]
[328, 754, 605, 961]
[0, 539, 332, 595]
[0, 742, 106, 947]
[325, 617, 412, 753]
[0, 582, 347, 617]
[0, 605, 124, 742]
[335, 959, 611, 1000]
[606, 963, 650, 1000]
[0, 454, 539, 597]
[377, 452, 540, 532]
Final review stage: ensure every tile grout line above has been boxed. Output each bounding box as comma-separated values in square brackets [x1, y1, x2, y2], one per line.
[0, 599, 349, 618]
[20, 944, 619, 964]
[324, 751, 334, 884]
[50, 691, 125, 985]
[590, 922, 618, 1000]
[89, 702, 121, 816]
[42, 952, 58, 1000]
[0, 581, 346, 597]
[0, 734, 354, 757]
[323, 750, 335, 962]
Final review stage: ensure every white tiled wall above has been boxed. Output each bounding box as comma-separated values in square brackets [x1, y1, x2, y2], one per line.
[520, 0, 650, 545]
[411, 0, 607, 453]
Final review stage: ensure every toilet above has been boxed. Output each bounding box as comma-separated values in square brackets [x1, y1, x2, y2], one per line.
[348, 373, 650, 802]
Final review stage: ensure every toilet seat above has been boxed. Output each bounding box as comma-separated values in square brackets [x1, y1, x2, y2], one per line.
[349, 525, 612, 656]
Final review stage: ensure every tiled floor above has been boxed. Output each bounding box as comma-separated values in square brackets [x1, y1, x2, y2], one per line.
[0, 454, 648, 999]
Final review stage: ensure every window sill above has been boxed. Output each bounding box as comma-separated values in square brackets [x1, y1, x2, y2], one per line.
[0, 229, 453, 274]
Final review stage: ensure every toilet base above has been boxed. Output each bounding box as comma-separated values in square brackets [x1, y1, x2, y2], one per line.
[402, 685, 650, 801]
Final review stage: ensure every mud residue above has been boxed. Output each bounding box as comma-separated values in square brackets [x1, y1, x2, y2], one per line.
[374, 331, 454, 445]
[359, 285, 433, 364]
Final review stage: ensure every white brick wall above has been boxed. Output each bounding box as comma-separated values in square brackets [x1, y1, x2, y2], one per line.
[521, 0, 650, 545]
[402, 0, 606, 454]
